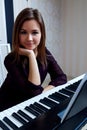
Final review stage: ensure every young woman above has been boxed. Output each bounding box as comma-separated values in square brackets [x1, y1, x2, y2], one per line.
[0, 8, 67, 111]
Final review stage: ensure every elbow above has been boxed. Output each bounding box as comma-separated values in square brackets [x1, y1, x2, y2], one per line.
[61, 74, 67, 84]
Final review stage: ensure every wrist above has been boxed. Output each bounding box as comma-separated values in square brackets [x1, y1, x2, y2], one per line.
[28, 50, 35, 58]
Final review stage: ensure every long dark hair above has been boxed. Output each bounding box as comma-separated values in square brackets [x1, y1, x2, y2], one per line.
[12, 8, 47, 66]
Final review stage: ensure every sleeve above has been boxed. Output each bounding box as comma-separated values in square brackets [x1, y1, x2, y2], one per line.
[46, 49, 67, 86]
[4, 54, 43, 96]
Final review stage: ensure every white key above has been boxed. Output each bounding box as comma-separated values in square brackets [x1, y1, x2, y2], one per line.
[4, 116, 22, 128]
[1, 120, 13, 130]
[16, 103, 36, 119]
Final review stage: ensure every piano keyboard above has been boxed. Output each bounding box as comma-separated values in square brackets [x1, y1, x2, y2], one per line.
[0, 74, 85, 130]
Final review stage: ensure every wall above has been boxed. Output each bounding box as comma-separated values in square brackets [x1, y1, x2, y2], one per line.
[61, 0, 87, 78]
[0, 0, 7, 43]
[13, 0, 29, 20]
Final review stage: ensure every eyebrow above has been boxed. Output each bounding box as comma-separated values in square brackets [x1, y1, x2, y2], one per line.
[20, 29, 25, 31]
[20, 29, 40, 32]
[20, 28, 39, 31]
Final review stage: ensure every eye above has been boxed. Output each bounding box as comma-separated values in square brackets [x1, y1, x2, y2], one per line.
[32, 31, 39, 35]
[20, 30, 27, 35]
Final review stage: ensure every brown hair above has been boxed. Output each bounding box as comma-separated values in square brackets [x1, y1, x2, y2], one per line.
[12, 8, 47, 66]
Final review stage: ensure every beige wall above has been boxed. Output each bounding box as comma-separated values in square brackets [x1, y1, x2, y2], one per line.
[61, 0, 87, 78]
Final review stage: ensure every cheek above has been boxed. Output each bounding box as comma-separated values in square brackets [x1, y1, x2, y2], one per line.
[37, 38, 41, 44]
[19, 36, 25, 44]
[36, 35, 41, 44]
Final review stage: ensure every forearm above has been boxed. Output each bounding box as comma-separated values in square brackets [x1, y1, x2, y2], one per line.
[18, 48, 41, 85]
[28, 53, 41, 85]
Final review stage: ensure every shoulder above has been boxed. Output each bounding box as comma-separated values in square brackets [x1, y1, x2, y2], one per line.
[45, 47, 52, 55]
[5, 52, 15, 61]
[4, 52, 15, 65]
[45, 47, 56, 62]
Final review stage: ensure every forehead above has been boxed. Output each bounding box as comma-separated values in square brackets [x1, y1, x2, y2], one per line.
[21, 19, 40, 30]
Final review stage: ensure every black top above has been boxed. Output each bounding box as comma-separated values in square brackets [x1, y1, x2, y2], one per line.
[0, 48, 67, 111]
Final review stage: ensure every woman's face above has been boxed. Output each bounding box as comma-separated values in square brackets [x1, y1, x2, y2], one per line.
[19, 19, 41, 51]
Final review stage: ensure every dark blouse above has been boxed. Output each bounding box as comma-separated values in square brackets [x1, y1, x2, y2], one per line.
[0, 48, 67, 111]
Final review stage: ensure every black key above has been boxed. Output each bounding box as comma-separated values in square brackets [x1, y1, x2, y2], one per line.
[59, 88, 74, 97]
[57, 92, 69, 99]
[74, 80, 81, 86]
[66, 80, 81, 92]
[30, 104, 45, 114]
[55, 92, 64, 99]
[12, 112, 27, 125]
[0, 120, 10, 130]
[49, 92, 65, 103]
[66, 84, 77, 92]
[65, 88, 75, 93]
[3, 117, 18, 129]
[34, 102, 48, 112]
[40, 97, 58, 108]
[25, 106, 40, 117]
[17, 110, 32, 121]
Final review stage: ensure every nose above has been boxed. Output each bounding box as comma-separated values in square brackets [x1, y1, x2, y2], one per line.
[27, 34, 33, 41]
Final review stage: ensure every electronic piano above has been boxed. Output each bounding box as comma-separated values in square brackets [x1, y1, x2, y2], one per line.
[0, 74, 86, 130]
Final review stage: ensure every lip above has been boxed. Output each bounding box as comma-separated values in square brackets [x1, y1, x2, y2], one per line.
[25, 42, 33, 46]
[26, 42, 33, 44]
[25, 42, 33, 44]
